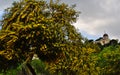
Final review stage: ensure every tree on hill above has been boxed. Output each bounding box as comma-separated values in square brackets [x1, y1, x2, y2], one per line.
[0, 0, 82, 74]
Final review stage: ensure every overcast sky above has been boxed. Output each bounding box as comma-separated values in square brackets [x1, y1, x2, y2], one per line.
[0, 0, 120, 40]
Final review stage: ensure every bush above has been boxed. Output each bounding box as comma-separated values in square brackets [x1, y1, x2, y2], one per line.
[30, 59, 50, 75]
[95, 46, 120, 74]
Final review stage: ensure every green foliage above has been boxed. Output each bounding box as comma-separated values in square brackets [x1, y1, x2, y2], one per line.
[0, 0, 81, 73]
[96, 46, 120, 74]
[0, 64, 22, 75]
[45, 39, 100, 75]
[30, 59, 50, 75]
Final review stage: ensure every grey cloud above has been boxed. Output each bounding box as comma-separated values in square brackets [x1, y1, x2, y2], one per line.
[59, 0, 120, 40]
[94, 21, 120, 38]
[73, 0, 120, 40]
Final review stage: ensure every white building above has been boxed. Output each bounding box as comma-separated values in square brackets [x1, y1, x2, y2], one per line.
[95, 33, 110, 45]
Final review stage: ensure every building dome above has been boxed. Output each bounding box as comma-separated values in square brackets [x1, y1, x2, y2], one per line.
[103, 33, 108, 37]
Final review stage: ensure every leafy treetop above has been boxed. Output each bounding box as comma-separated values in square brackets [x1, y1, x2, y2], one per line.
[0, 0, 82, 72]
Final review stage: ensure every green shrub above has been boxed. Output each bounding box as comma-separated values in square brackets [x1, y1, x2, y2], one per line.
[95, 46, 120, 74]
[30, 59, 50, 75]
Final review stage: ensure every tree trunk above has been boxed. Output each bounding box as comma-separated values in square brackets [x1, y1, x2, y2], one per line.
[26, 63, 36, 75]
